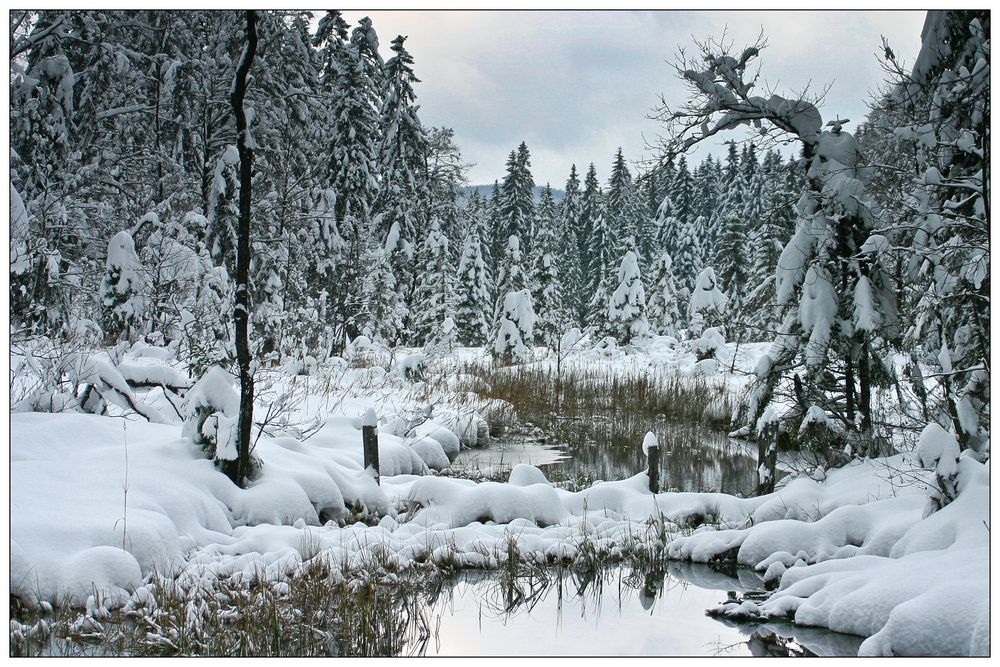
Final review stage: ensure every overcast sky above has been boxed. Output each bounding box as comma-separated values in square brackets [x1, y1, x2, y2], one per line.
[342, 10, 927, 187]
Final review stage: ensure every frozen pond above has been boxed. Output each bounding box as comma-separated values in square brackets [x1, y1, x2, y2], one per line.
[455, 423, 762, 495]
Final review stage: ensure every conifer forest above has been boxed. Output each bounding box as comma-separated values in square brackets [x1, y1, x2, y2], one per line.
[9, 9, 990, 657]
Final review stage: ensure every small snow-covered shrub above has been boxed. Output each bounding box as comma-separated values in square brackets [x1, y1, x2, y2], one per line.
[181, 366, 244, 480]
[692, 326, 726, 362]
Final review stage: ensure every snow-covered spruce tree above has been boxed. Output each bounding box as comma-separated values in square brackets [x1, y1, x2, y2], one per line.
[867, 10, 990, 455]
[687, 266, 727, 337]
[493, 290, 536, 365]
[743, 149, 798, 338]
[350, 240, 404, 346]
[491, 234, 528, 331]
[374, 35, 430, 311]
[664, 156, 703, 293]
[453, 222, 492, 346]
[585, 208, 616, 329]
[653, 35, 899, 457]
[606, 148, 652, 266]
[579, 163, 603, 303]
[425, 126, 469, 250]
[558, 165, 586, 325]
[411, 218, 455, 346]
[605, 250, 650, 345]
[498, 142, 536, 252]
[205, 146, 242, 278]
[646, 251, 682, 337]
[530, 185, 568, 348]
[99, 231, 147, 343]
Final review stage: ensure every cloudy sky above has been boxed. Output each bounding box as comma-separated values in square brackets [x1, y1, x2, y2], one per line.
[342, 10, 928, 187]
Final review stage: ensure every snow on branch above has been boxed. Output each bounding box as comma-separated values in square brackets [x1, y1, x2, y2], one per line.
[651, 32, 829, 160]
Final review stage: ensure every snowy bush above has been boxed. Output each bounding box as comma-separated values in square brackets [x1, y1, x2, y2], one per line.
[181, 366, 244, 479]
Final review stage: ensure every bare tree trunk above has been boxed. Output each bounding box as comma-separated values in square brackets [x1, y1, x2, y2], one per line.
[231, 9, 257, 486]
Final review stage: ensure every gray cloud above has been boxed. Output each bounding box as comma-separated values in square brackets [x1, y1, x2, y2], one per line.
[344, 10, 926, 186]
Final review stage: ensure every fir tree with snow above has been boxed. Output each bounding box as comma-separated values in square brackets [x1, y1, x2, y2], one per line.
[491, 234, 528, 331]
[605, 250, 649, 345]
[530, 185, 568, 348]
[453, 225, 492, 346]
[558, 165, 586, 325]
[100, 230, 147, 343]
[646, 251, 682, 336]
[492, 290, 536, 364]
[411, 218, 455, 345]
[687, 267, 727, 337]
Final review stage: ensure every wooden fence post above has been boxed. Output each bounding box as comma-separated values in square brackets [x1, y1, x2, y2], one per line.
[644, 431, 660, 493]
[362, 407, 380, 485]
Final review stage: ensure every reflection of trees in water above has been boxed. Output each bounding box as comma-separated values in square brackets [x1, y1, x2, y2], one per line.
[541, 421, 760, 495]
[326, 560, 857, 657]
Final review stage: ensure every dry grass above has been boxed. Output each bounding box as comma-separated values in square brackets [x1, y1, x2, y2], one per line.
[443, 361, 735, 448]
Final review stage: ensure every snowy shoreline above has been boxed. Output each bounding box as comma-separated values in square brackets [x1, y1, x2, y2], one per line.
[10, 341, 989, 655]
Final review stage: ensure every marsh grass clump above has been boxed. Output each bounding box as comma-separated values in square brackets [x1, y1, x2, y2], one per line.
[10, 555, 446, 658]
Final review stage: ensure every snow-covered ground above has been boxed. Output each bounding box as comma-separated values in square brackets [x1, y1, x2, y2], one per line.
[9, 337, 989, 656]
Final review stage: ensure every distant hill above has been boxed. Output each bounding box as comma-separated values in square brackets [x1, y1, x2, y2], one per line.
[459, 184, 565, 205]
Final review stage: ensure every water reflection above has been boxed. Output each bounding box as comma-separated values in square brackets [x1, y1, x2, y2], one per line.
[531, 423, 762, 496]
[420, 561, 860, 657]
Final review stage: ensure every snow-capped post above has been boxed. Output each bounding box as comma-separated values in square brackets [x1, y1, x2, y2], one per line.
[362, 407, 380, 485]
[643, 431, 660, 493]
[231, 10, 257, 487]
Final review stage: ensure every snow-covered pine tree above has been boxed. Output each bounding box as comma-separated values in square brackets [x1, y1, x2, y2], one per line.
[558, 165, 586, 325]
[606, 250, 649, 345]
[453, 216, 492, 346]
[375, 34, 431, 335]
[743, 149, 796, 338]
[411, 218, 455, 345]
[491, 234, 529, 331]
[499, 142, 536, 252]
[205, 146, 242, 275]
[351, 239, 405, 346]
[579, 163, 603, 303]
[493, 290, 535, 365]
[530, 185, 568, 348]
[665, 155, 702, 293]
[687, 266, 727, 337]
[585, 206, 616, 328]
[100, 231, 147, 343]
[646, 251, 682, 337]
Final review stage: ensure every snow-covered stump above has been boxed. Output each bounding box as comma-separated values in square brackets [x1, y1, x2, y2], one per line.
[643, 431, 660, 493]
[362, 407, 380, 485]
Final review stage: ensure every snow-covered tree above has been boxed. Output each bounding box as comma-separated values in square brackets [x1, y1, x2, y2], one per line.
[866, 10, 990, 454]
[453, 224, 492, 346]
[491, 235, 528, 330]
[498, 142, 535, 252]
[605, 250, 649, 345]
[687, 267, 726, 337]
[558, 164, 586, 325]
[530, 185, 567, 347]
[100, 231, 147, 343]
[411, 218, 455, 345]
[646, 251, 682, 337]
[654, 34, 899, 455]
[493, 290, 535, 364]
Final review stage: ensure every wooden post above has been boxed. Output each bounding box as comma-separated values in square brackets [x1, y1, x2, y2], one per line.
[644, 431, 660, 493]
[362, 408, 380, 485]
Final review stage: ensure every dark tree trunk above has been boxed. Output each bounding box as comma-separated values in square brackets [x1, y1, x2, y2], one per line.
[231, 9, 257, 487]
